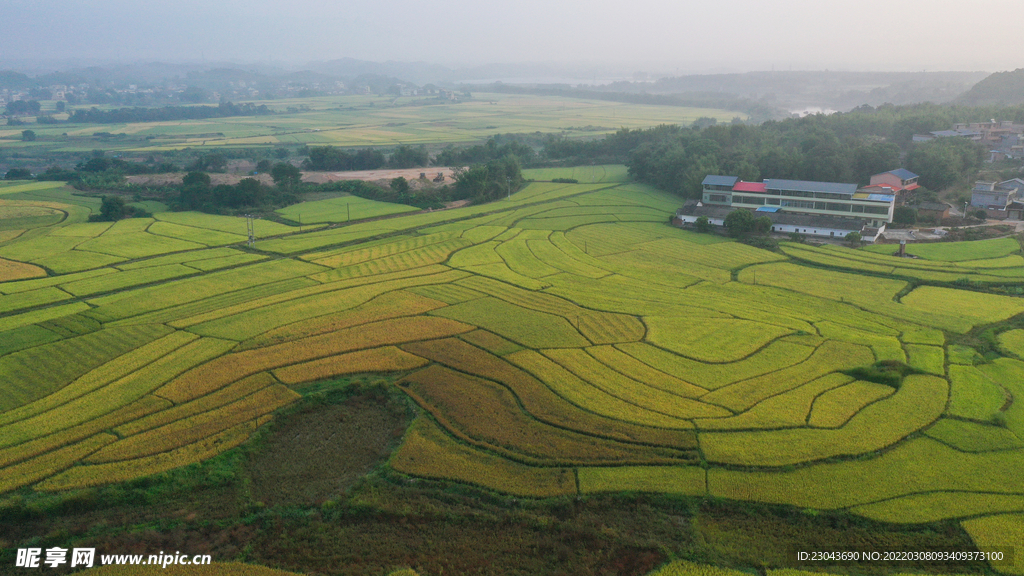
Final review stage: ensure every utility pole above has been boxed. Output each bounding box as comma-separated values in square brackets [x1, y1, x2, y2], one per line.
[507, 177, 511, 200]
[244, 214, 256, 247]
[347, 203, 351, 222]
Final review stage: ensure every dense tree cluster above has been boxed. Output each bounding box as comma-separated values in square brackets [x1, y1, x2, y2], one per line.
[452, 155, 525, 203]
[540, 103, 1003, 198]
[3, 100, 41, 116]
[435, 138, 536, 166]
[302, 146, 387, 171]
[88, 195, 152, 222]
[388, 145, 429, 169]
[67, 102, 272, 124]
[176, 171, 296, 212]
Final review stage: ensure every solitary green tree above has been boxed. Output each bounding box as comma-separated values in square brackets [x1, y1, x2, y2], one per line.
[724, 209, 754, 237]
[99, 195, 126, 221]
[694, 215, 711, 233]
[753, 215, 773, 235]
[270, 162, 302, 187]
[892, 206, 917, 225]
[845, 231, 862, 246]
[21, 130, 36, 141]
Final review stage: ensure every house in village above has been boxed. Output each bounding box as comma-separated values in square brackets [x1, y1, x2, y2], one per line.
[865, 169, 920, 205]
[677, 172, 900, 242]
[971, 179, 1024, 219]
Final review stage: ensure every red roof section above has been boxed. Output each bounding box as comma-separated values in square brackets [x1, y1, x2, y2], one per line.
[732, 181, 767, 192]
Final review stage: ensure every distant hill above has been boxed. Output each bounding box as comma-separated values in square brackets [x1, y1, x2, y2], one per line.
[598, 71, 989, 112]
[956, 68, 1024, 105]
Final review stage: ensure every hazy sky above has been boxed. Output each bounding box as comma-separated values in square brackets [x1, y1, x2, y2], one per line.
[3, 0, 1022, 73]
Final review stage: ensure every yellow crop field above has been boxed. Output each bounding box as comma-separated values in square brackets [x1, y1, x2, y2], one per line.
[1, 177, 1022, 539]
[0, 256, 46, 281]
[390, 417, 576, 498]
[273, 346, 428, 384]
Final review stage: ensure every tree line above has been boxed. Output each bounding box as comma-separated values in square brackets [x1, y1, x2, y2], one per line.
[540, 102, 1010, 197]
[66, 102, 273, 124]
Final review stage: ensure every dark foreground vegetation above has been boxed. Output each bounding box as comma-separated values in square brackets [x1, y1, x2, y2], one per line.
[0, 374, 983, 576]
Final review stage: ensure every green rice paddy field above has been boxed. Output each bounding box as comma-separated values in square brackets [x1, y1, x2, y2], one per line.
[0, 93, 744, 154]
[1, 175, 1024, 572]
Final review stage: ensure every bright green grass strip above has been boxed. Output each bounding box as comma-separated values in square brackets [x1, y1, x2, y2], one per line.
[599, 249, 726, 285]
[807, 381, 894, 428]
[526, 235, 609, 279]
[504, 349, 695, 429]
[0, 330, 189, 426]
[0, 336, 236, 447]
[107, 277, 316, 327]
[901, 326, 944, 346]
[276, 195, 418, 224]
[961, 514, 1024, 575]
[458, 263, 550, 290]
[48, 222, 114, 238]
[924, 418, 1024, 452]
[114, 247, 243, 270]
[447, 241, 502, 267]
[75, 232, 206, 259]
[147, 221, 247, 246]
[59, 264, 196, 297]
[0, 287, 73, 314]
[33, 250, 125, 273]
[0, 324, 172, 412]
[522, 165, 630, 183]
[578, 465, 706, 495]
[0, 234, 83, 262]
[85, 259, 326, 322]
[154, 211, 297, 236]
[406, 283, 483, 305]
[183, 252, 267, 271]
[639, 237, 786, 270]
[543, 348, 729, 419]
[700, 340, 874, 412]
[188, 271, 464, 340]
[0, 181, 69, 196]
[901, 286, 1024, 332]
[545, 272, 727, 318]
[814, 322, 904, 363]
[646, 317, 793, 363]
[709, 437, 1024, 510]
[851, 493, 1024, 524]
[430, 297, 589, 348]
[0, 268, 115, 294]
[948, 344, 983, 365]
[494, 239, 561, 278]
[905, 343, 945, 375]
[694, 374, 853, 431]
[99, 218, 152, 235]
[0, 325, 61, 357]
[947, 365, 1006, 422]
[862, 237, 1020, 261]
[701, 374, 947, 466]
[998, 329, 1024, 360]
[0, 302, 90, 333]
[977, 358, 1024, 439]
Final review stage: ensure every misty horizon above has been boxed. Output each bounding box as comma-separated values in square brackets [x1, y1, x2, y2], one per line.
[3, 0, 1022, 76]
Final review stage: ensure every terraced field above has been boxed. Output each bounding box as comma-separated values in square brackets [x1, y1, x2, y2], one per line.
[1, 178, 1023, 565]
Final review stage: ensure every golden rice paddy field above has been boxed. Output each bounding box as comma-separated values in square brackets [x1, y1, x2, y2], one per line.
[0, 93, 745, 153]
[1, 173, 1023, 572]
